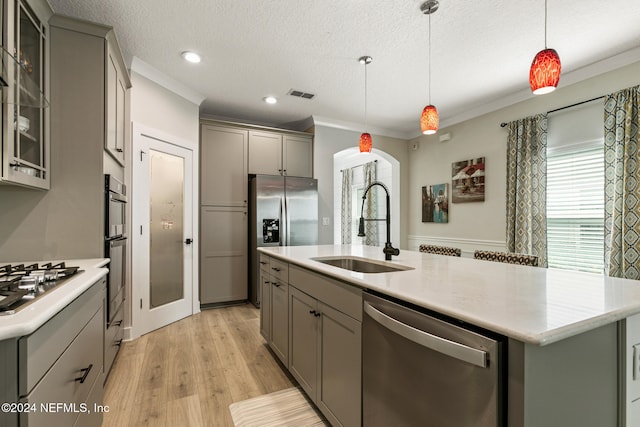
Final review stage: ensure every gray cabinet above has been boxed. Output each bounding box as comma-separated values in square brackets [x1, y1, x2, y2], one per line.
[49, 15, 131, 173]
[104, 302, 124, 381]
[200, 124, 248, 206]
[248, 130, 313, 177]
[259, 267, 271, 341]
[283, 134, 313, 178]
[289, 286, 319, 396]
[287, 265, 362, 427]
[105, 41, 129, 166]
[248, 130, 282, 176]
[200, 206, 248, 304]
[269, 258, 289, 366]
[0, 0, 52, 189]
[259, 254, 289, 366]
[199, 123, 249, 305]
[3, 277, 107, 427]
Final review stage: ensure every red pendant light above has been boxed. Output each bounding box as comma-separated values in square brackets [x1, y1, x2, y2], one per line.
[420, 105, 439, 135]
[419, 0, 439, 135]
[359, 56, 373, 153]
[359, 132, 372, 153]
[529, 0, 561, 95]
[530, 48, 561, 95]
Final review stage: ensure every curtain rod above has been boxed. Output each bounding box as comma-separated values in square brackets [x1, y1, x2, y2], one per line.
[340, 159, 377, 172]
[499, 95, 605, 128]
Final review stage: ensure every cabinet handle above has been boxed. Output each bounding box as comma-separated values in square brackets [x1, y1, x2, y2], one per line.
[115, 148, 124, 153]
[309, 310, 320, 316]
[113, 320, 123, 327]
[259, 261, 267, 265]
[271, 281, 278, 286]
[272, 267, 281, 272]
[115, 339, 123, 347]
[274, 283, 281, 287]
[264, 280, 270, 284]
[315, 312, 321, 317]
[75, 364, 93, 383]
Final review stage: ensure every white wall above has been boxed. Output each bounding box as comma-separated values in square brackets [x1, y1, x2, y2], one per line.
[407, 60, 640, 254]
[126, 61, 202, 338]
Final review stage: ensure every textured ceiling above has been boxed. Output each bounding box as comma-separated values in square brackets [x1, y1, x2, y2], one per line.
[48, 0, 640, 137]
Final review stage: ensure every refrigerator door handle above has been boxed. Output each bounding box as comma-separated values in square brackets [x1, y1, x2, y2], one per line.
[280, 195, 287, 246]
[284, 194, 290, 246]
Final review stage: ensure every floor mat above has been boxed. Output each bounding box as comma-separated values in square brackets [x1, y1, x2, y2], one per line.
[229, 387, 328, 427]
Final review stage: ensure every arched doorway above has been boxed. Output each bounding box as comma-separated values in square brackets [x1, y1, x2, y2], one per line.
[333, 148, 400, 246]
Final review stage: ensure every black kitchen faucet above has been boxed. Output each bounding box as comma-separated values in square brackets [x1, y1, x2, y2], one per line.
[357, 181, 400, 261]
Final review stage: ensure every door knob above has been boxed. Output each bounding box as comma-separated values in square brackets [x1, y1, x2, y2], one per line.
[185, 238, 193, 245]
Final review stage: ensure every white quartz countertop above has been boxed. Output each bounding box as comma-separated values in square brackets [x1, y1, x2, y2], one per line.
[259, 245, 640, 346]
[0, 258, 109, 340]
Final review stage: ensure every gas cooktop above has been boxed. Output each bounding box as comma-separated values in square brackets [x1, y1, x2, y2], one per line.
[0, 262, 82, 314]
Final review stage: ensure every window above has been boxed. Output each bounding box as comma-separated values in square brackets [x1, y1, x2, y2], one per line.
[546, 141, 604, 273]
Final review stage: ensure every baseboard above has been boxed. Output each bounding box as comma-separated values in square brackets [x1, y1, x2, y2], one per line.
[407, 235, 506, 258]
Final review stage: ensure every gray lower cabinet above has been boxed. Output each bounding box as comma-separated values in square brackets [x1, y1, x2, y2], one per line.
[12, 277, 106, 427]
[259, 266, 271, 341]
[288, 266, 362, 427]
[104, 302, 124, 381]
[270, 278, 289, 366]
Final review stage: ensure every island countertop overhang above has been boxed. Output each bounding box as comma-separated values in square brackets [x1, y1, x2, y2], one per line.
[258, 244, 640, 346]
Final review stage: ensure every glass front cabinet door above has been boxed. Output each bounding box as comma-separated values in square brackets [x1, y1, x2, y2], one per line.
[1, 0, 51, 189]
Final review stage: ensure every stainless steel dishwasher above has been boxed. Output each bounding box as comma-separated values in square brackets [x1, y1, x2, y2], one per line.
[363, 292, 504, 427]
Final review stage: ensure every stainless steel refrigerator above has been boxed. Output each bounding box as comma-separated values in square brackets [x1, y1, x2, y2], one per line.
[249, 175, 318, 306]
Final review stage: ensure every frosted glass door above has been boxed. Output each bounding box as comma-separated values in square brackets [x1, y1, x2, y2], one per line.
[149, 149, 184, 308]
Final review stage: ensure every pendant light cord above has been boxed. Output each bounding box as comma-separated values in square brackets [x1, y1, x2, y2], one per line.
[544, 0, 548, 48]
[364, 61, 368, 126]
[428, 11, 432, 104]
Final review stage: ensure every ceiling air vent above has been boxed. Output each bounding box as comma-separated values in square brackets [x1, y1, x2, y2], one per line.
[288, 89, 315, 100]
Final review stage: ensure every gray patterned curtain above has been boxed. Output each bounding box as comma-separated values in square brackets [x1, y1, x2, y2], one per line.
[363, 161, 378, 246]
[604, 85, 640, 279]
[506, 114, 548, 267]
[341, 168, 353, 244]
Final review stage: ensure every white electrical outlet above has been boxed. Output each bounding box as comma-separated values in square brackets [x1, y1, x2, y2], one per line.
[322, 217, 330, 226]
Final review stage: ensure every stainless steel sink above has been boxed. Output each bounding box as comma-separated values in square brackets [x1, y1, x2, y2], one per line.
[311, 256, 413, 273]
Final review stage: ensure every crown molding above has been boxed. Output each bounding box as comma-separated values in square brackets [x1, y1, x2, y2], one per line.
[130, 56, 205, 106]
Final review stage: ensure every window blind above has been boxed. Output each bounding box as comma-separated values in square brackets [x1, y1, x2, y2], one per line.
[547, 143, 604, 273]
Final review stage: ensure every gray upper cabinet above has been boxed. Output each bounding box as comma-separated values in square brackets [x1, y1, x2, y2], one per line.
[248, 130, 313, 178]
[248, 130, 282, 175]
[104, 32, 129, 166]
[0, 0, 52, 189]
[283, 134, 313, 178]
[200, 124, 248, 207]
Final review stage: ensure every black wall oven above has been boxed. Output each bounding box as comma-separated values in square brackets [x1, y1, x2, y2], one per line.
[105, 175, 127, 325]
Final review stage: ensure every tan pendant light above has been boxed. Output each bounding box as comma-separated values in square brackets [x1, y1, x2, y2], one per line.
[359, 56, 373, 153]
[420, 0, 439, 135]
[530, 0, 561, 94]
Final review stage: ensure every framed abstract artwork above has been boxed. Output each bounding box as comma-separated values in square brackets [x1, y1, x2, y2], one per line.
[422, 183, 448, 223]
[452, 157, 485, 203]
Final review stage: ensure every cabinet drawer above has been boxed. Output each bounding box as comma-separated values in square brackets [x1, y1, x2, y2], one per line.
[73, 369, 104, 427]
[22, 306, 103, 427]
[270, 258, 289, 282]
[289, 265, 362, 321]
[105, 303, 124, 379]
[259, 253, 271, 273]
[19, 278, 105, 395]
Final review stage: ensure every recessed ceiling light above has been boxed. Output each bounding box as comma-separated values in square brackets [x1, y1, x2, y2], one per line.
[263, 96, 278, 104]
[181, 51, 201, 63]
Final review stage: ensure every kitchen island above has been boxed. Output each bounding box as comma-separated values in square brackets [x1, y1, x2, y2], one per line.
[259, 244, 640, 427]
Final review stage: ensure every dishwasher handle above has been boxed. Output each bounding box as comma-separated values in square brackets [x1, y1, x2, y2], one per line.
[364, 302, 488, 368]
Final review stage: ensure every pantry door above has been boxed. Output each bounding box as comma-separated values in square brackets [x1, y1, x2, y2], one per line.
[132, 125, 197, 337]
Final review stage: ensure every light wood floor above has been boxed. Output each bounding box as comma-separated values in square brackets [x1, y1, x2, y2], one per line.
[102, 303, 295, 427]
